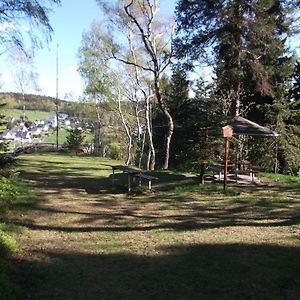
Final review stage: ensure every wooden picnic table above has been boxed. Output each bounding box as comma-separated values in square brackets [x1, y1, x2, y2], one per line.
[111, 165, 158, 192]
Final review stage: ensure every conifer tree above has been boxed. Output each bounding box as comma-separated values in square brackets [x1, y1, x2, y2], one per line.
[66, 128, 85, 155]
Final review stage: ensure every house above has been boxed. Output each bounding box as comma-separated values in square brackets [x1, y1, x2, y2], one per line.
[29, 126, 42, 137]
[46, 116, 57, 127]
[1, 129, 15, 140]
[15, 131, 31, 144]
[58, 112, 68, 120]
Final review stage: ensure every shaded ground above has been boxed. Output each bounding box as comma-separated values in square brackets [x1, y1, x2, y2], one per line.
[5, 154, 300, 300]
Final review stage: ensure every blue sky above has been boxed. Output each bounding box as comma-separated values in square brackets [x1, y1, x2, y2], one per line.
[0, 0, 177, 99]
[0, 0, 298, 100]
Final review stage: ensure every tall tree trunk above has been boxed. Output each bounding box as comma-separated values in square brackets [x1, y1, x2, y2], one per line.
[94, 107, 101, 156]
[232, 0, 242, 117]
[117, 88, 132, 165]
[145, 94, 155, 170]
[154, 73, 174, 169]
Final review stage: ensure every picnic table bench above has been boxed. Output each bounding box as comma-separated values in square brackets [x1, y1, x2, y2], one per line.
[208, 163, 262, 183]
[111, 165, 158, 192]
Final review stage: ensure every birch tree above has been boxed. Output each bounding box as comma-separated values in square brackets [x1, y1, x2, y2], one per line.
[79, 23, 134, 165]
[97, 0, 174, 169]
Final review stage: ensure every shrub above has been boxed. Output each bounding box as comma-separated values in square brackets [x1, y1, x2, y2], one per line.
[0, 230, 18, 300]
[0, 178, 19, 212]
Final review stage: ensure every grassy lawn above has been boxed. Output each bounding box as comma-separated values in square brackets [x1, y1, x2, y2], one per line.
[2, 153, 300, 299]
[44, 128, 94, 145]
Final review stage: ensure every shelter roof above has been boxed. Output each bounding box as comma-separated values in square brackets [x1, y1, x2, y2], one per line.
[229, 116, 279, 137]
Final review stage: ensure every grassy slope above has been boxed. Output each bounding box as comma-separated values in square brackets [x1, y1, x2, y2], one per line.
[4, 153, 300, 300]
[44, 129, 94, 145]
[3, 109, 54, 121]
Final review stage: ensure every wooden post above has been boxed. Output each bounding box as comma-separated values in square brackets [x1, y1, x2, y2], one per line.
[128, 173, 131, 192]
[222, 125, 233, 191]
[224, 137, 229, 190]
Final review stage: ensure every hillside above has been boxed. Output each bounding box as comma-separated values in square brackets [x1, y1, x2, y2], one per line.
[0, 92, 88, 121]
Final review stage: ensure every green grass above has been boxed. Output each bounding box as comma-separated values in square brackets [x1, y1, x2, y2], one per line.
[3, 109, 54, 122]
[43, 129, 94, 145]
[42, 128, 69, 145]
[2, 153, 300, 299]
[261, 172, 300, 185]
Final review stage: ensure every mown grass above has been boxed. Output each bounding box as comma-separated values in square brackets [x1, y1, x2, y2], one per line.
[3, 109, 54, 122]
[2, 153, 300, 300]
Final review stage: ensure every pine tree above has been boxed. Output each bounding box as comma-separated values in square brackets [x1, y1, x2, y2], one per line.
[291, 61, 300, 101]
[66, 128, 85, 155]
[175, 0, 299, 118]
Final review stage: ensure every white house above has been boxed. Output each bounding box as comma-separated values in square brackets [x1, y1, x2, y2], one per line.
[1, 130, 15, 140]
[46, 116, 57, 127]
[15, 131, 31, 144]
[29, 126, 42, 136]
[58, 112, 68, 120]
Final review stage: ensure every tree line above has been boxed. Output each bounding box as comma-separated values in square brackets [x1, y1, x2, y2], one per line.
[77, 0, 300, 176]
[0, 0, 299, 176]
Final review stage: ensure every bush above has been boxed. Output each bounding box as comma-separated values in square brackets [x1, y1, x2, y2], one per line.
[0, 230, 18, 300]
[0, 178, 19, 213]
[0, 154, 15, 178]
[106, 142, 124, 160]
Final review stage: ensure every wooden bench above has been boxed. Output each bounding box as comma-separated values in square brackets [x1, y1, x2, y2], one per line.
[111, 165, 158, 192]
[133, 173, 158, 191]
[249, 166, 262, 182]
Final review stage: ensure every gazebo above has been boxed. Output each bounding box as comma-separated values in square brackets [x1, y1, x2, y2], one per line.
[222, 116, 279, 188]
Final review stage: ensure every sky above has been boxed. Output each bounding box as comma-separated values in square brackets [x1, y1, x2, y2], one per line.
[0, 0, 177, 100]
[0, 1, 298, 100]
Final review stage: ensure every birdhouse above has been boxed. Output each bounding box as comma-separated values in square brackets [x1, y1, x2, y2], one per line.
[222, 125, 233, 138]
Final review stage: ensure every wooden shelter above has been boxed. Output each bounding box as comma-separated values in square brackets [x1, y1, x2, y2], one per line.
[222, 116, 279, 189]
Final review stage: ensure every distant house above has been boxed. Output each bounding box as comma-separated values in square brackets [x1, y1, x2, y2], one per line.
[46, 116, 57, 127]
[18, 125, 28, 133]
[1, 129, 15, 140]
[63, 119, 71, 129]
[58, 112, 68, 120]
[29, 126, 42, 137]
[15, 131, 31, 143]
[34, 119, 45, 126]
[42, 123, 49, 132]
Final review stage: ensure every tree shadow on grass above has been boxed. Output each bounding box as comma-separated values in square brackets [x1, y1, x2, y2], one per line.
[14, 243, 300, 300]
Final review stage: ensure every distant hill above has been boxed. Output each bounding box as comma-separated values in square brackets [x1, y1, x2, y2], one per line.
[0, 92, 88, 121]
[0, 92, 64, 112]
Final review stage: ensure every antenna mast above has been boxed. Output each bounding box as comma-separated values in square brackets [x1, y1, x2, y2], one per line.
[55, 43, 59, 151]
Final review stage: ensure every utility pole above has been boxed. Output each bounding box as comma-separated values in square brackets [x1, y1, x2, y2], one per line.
[55, 43, 59, 151]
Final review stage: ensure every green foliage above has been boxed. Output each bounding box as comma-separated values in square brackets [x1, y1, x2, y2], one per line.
[0, 0, 61, 54]
[291, 61, 300, 101]
[106, 142, 123, 160]
[175, 0, 300, 175]
[65, 128, 85, 154]
[0, 177, 19, 212]
[0, 231, 18, 257]
[0, 229, 19, 300]
[159, 70, 224, 179]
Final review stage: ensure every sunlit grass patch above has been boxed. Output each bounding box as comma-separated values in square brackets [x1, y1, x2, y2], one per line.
[173, 181, 242, 196]
[261, 172, 300, 185]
